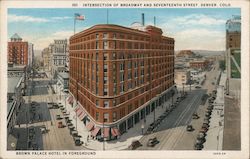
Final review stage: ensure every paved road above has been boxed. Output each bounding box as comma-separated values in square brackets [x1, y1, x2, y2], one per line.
[156, 89, 206, 132]
[138, 89, 206, 150]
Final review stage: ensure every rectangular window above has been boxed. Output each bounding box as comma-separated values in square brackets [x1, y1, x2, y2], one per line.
[104, 64, 108, 72]
[120, 83, 124, 93]
[103, 33, 108, 39]
[112, 53, 116, 59]
[113, 112, 117, 122]
[104, 101, 109, 108]
[128, 61, 132, 69]
[104, 53, 108, 60]
[96, 34, 99, 39]
[104, 113, 109, 122]
[103, 41, 108, 49]
[104, 76, 108, 84]
[104, 86, 108, 96]
[128, 82, 132, 89]
[134, 70, 138, 78]
[113, 85, 117, 95]
[128, 71, 132, 79]
[96, 100, 99, 106]
[120, 72, 124, 82]
[113, 99, 116, 106]
[134, 62, 137, 68]
[96, 86, 98, 95]
[96, 112, 99, 120]
[120, 63, 125, 71]
[141, 69, 144, 76]
[96, 41, 99, 49]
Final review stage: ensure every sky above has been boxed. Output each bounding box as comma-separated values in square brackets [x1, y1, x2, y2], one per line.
[8, 8, 240, 51]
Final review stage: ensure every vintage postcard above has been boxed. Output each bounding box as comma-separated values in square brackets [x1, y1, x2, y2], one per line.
[0, 0, 249, 159]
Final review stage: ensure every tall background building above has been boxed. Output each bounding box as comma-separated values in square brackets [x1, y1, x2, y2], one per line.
[223, 15, 241, 150]
[50, 39, 69, 77]
[69, 24, 175, 139]
[8, 33, 28, 65]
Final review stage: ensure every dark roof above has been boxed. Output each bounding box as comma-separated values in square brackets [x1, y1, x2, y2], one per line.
[11, 33, 22, 40]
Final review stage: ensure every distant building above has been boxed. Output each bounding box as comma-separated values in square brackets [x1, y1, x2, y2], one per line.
[226, 15, 241, 49]
[223, 15, 241, 150]
[57, 72, 69, 91]
[176, 50, 195, 58]
[175, 69, 191, 86]
[42, 47, 51, 71]
[8, 33, 28, 65]
[28, 43, 34, 67]
[226, 15, 241, 81]
[189, 60, 209, 70]
[69, 24, 175, 139]
[51, 39, 68, 77]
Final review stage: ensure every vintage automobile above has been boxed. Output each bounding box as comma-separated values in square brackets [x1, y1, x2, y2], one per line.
[129, 140, 142, 150]
[186, 125, 193, 131]
[74, 137, 83, 146]
[147, 137, 160, 147]
[58, 121, 63, 128]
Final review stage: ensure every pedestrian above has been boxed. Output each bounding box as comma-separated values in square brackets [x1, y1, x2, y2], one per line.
[87, 135, 89, 142]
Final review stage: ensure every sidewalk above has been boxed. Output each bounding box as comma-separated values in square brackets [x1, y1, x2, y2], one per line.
[203, 72, 226, 150]
[56, 87, 179, 150]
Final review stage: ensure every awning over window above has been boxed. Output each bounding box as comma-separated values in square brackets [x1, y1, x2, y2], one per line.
[86, 122, 94, 131]
[78, 112, 86, 121]
[103, 127, 110, 138]
[91, 127, 100, 137]
[111, 128, 121, 137]
[68, 96, 73, 104]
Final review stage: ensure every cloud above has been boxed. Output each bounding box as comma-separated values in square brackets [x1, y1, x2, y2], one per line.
[8, 14, 50, 23]
[51, 16, 72, 20]
[172, 14, 226, 26]
[8, 14, 72, 23]
[171, 28, 225, 51]
[157, 14, 226, 51]
[31, 30, 73, 50]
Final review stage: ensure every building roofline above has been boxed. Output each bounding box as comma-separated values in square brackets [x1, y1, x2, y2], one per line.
[70, 24, 174, 40]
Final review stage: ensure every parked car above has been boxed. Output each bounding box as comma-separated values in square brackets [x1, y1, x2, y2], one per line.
[74, 137, 83, 146]
[186, 125, 193, 131]
[129, 140, 142, 150]
[194, 143, 203, 150]
[195, 86, 201, 89]
[56, 114, 61, 120]
[147, 137, 160, 147]
[192, 113, 199, 119]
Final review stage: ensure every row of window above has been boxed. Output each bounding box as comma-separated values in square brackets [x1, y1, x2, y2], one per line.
[70, 40, 174, 51]
[71, 32, 174, 45]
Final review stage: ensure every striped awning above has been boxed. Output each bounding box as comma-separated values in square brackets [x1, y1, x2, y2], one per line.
[86, 122, 94, 131]
[67, 96, 73, 104]
[78, 111, 86, 121]
[91, 127, 100, 137]
[111, 128, 120, 137]
[103, 127, 110, 138]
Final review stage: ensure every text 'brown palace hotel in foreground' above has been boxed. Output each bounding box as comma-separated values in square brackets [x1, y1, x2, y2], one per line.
[69, 24, 175, 139]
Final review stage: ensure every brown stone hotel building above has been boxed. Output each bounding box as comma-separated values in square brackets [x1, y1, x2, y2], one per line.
[69, 24, 175, 139]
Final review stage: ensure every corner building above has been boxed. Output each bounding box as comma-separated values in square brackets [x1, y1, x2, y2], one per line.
[69, 24, 175, 138]
[8, 33, 28, 65]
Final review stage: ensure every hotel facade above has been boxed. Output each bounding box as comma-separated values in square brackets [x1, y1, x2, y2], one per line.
[69, 24, 175, 139]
